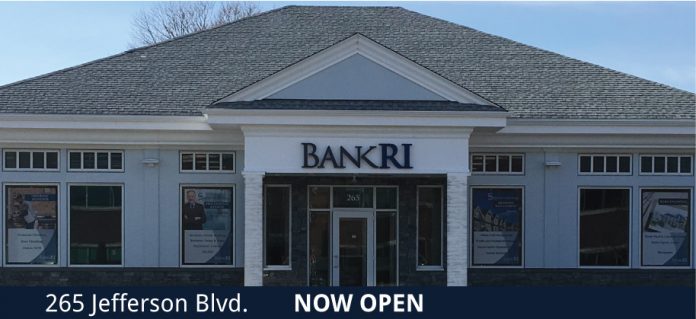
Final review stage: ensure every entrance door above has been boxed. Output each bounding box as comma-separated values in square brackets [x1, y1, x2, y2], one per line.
[331, 209, 375, 286]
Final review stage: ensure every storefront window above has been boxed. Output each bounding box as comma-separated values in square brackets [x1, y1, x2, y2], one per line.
[68, 151, 123, 172]
[180, 152, 235, 172]
[181, 186, 234, 265]
[3, 150, 59, 171]
[471, 187, 523, 266]
[640, 155, 692, 175]
[417, 186, 442, 268]
[376, 187, 397, 209]
[471, 154, 524, 174]
[70, 185, 122, 265]
[264, 185, 291, 268]
[579, 155, 631, 174]
[309, 187, 330, 209]
[376, 211, 397, 285]
[641, 189, 691, 267]
[579, 188, 629, 266]
[333, 187, 373, 208]
[5, 185, 58, 265]
[309, 211, 330, 286]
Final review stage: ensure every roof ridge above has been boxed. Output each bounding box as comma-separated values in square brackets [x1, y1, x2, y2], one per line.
[287, 5, 403, 9]
[394, 7, 695, 96]
[0, 5, 291, 91]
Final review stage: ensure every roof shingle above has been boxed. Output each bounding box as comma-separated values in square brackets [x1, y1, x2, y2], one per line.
[0, 5, 693, 119]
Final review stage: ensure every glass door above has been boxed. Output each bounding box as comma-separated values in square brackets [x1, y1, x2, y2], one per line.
[331, 209, 374, 286]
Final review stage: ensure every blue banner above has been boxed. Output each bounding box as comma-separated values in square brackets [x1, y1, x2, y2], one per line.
[0, 287, 691, 318]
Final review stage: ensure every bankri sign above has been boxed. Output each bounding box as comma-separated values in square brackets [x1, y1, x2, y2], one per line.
[302, 143, 413, 169]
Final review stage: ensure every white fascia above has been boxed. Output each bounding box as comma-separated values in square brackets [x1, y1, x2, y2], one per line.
[205, 108, 509, 129]
[0, 113, 212, 131]
[502, 118, 696, 135]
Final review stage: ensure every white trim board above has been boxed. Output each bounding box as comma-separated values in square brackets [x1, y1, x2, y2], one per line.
[219, 33, 496, 106]
[0, 114, 211, 131]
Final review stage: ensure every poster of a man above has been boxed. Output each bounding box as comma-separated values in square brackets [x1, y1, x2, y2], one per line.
[5, 185, 58, 264]
[181, 186, 234, 265]
[8, 194, 33, 229]
[182, 190, 207, 230]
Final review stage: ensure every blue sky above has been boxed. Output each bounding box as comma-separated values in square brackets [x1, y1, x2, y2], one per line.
[0, 1, 694, 92]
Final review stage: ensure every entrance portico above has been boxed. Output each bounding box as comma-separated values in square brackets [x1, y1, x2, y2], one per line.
[204, 32, 508, 286]
[207, 118, 506, 286]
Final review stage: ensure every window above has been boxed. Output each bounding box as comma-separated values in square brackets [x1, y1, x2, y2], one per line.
[308, 186, 331, 286]
[471, 154, 524, 174]
[640, 155, 692, 175]
[180, 152, 235, 172]
[375, 187, 398, 286]
[181, 186, 234, 266]
[68, 151, 123, 172]
[471, 187, 523, 266]
[579, 154, 631, 174]
[264, 185, 291, 269]
[69, 185, 123, 265]
[3, 150, 59, 171]
[579, 188, 630, 267]
[4, 184, 59, 265]
[417, 186, 443, 269]
[641, 189, 691, 267]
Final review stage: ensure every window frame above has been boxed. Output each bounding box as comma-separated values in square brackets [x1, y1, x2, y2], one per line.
[638, 154, 693, 176]
[470, 153, 525, 175]
[67, 183, 125, 268]
[469, 185, 525, 268]
[577, 186, 632, 269]
[263, 184, 292, 270]
[179, 184, 236, 268]
[578, 154, 632, 176]
[416, 185, 445, 271]
[179, 151, 236, 173]
[639, 187, 693, 269]
[2, 149, 60, 172]
[67, 150, 125, 172]
[2, 182, 61, 268]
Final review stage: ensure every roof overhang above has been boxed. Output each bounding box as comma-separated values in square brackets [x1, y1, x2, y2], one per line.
[204, 107, 508, 129]
[503, 118, 696, 135]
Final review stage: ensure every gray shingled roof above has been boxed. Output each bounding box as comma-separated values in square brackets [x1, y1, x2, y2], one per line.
[0, 5, 693, 119]
[210, 99, 504, 112]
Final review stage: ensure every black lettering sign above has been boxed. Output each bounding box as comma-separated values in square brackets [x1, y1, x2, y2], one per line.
[302, 143, 413, 169]
[302, 143, 319, 168]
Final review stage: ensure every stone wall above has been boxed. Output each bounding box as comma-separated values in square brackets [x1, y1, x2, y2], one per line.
[0, 268, 244, 286]
[469, 268, 694, 287]
[0, 268, 690, 286]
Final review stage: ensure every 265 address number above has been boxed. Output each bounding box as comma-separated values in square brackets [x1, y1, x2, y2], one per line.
[46, 294, 85, 313]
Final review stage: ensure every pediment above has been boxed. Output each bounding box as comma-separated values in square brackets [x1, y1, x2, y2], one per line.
[269, 54, 445, 100]
[218, 34, 495, 106]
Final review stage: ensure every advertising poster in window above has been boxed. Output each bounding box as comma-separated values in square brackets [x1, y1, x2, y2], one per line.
[641, 189, 691, 266]
[471, 188, 523, 266]
[181, 186, 234, 265]
[5, 185, 58, 264]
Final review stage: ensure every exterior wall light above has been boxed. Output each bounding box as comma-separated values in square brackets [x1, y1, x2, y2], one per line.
[142, 158, 160, 167]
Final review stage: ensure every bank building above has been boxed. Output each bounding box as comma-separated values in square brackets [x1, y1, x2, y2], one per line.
[0, 6, 693, 287]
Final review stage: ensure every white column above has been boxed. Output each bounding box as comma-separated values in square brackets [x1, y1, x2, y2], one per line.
[447, 172, 469, 286]
[243, 171, 265, 286]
